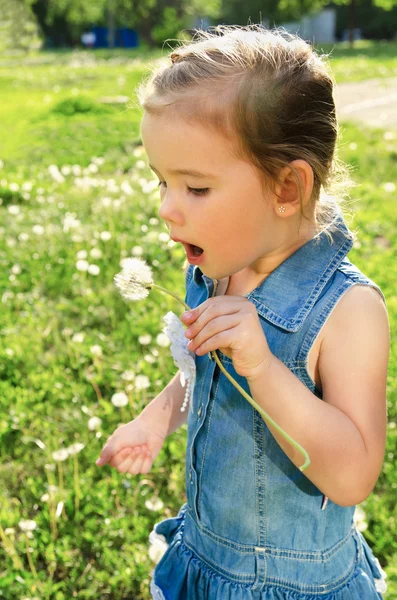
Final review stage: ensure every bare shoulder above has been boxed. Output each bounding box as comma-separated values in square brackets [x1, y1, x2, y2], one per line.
[321, 284, 389, 343]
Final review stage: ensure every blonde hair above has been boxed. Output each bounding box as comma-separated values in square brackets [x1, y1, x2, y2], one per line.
[137, 24, 356, 237]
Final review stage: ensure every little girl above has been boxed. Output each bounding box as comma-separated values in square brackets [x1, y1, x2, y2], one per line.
[96, 25, 390, 599]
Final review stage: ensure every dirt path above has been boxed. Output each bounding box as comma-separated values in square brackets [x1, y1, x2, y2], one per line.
[334, 76, 397, 129]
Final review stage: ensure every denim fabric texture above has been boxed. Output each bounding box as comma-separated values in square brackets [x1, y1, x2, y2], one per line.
[149, 215, 387, 599]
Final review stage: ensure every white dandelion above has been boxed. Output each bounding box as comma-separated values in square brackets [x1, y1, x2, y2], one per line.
[18, 519, 37, 533]
[134, 375, 150, 391]
[52, 449, 69, 462]
[88, 416, 102, 431]
[111, 392, 129, 407]
[114, 257, 154, 301]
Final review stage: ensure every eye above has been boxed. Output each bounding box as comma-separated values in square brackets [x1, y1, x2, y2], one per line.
[157, 181, 210, 197]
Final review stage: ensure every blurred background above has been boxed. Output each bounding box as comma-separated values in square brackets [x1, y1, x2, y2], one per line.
[0, 1, 396, 599]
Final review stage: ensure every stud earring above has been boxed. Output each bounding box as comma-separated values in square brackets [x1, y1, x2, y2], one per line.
[278, 206, 286, 213]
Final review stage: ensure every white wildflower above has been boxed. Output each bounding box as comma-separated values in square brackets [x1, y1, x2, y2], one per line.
[135, 160, 146, 169]
[76, 250, 88, 259]
[8, 205, 20, 215]
[90, 345, 102, 357]
[63, 213, 81, 232]
[76, 260, 89, 271]
[18, 519, 37, 532]
[145, 497, 164, 511]
[90, 248, 102, 259]
[52, 449, 69, 461]
[144, 354, 156, 364]
[88, 416, 102, 431]
[9, 182, 19, 192]
[158, 232, 169, 243]
[114, 257, 154, 301]
[72, 332, 85, 343]
[156, 333, 170, 348]
[163, 311, 196, 412]
[88, 264, 100, 275]
[131, 245, 144, 256]
[121, 370, 135, 381]
[135, 375, 150, 390]
[138, 334, 152, 345]
[121, 181, 134, 195]
[66, 443, 85, 455]
[48, 164, 65, 184]
[32, 225, 44, 235]
[111, 392, 129, 407]
[383, 182, 395, 193]
[100, 231, 112, 241]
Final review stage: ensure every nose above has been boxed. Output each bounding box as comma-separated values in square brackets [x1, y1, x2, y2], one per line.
[158, 188, 184, 225]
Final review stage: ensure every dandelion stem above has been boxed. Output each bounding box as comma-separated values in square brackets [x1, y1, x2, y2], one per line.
[150, 284, 190, 310]
[0, 523, 24, 570]
[210, 350, 310, 471]
[124, 265, 311, 471]
[73, 454, 80, 516]
[24, 533, 44, 593]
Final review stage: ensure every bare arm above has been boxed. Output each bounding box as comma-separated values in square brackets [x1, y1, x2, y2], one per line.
[137, 371, 189, 437]
[246, 285, 389, 507]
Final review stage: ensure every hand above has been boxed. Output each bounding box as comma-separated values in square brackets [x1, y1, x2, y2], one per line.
[95, 417, 166, 475]
[180, 296, 273, 379]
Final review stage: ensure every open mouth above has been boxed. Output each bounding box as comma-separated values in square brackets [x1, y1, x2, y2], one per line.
[183, 242, 204, 262]
[189, 244, 204, 257]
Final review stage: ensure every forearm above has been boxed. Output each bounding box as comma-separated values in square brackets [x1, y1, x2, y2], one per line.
[247, 357, 369, 506]
[137, 371, 188, 438]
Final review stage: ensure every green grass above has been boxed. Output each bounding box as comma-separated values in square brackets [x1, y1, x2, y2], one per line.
[0, 43, 396, 599]
[315, 39, 397, 82]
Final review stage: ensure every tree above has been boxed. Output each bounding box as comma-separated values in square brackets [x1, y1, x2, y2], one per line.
[27, 0, 222, 47]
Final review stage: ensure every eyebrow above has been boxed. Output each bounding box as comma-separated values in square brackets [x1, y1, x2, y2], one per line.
[149, 164, 217, 179]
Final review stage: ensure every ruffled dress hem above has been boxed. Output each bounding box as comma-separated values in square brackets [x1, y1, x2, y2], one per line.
[148, 514, 387, 600]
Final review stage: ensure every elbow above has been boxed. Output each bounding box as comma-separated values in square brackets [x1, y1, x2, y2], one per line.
[326, 474, 378, 508]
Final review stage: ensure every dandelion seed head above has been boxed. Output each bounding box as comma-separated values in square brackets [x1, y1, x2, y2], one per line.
[114, 257, 153, 301]
[111, 392, 129, 407]
[52, 449, 69, 462]
[88, 416, 102, 430]
[67, 442, 85, 455]
[18, 519, 37, 532]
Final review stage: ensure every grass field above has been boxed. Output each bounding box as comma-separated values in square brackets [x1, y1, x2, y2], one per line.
[0, 40, 396, 599]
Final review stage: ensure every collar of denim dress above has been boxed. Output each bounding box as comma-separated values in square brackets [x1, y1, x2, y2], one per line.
[193, 212, 355, 333]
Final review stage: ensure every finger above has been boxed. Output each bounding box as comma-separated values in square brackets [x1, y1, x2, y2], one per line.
[128, 452, 146, 475]
[113, 447, 143, 472]
[140, 450, 153, 474]
[184, 300, 242, 341]
[192, 327, 238, 356]
[108, 445, 142, 469]
[96, 438, 125, 466]
[181, 296, 246, 325]
[187, 314, 240, 352]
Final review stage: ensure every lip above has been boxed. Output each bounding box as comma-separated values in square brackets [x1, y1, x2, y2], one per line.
[171, 237, 205, 265]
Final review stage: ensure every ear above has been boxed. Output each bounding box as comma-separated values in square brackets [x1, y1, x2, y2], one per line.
[273, 160, 314, 217]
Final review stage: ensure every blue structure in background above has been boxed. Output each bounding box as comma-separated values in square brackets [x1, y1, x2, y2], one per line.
[91, 27, 139, 48]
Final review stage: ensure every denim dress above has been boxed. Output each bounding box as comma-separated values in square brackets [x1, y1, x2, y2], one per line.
[149, 216, 388, 599]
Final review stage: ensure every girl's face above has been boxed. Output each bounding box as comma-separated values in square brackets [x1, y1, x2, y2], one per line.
[141, 111, 284, 281]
